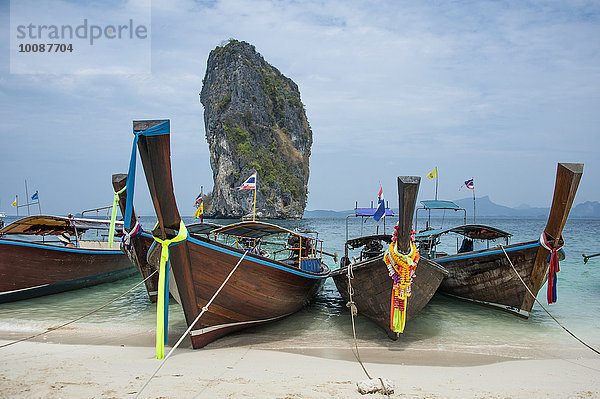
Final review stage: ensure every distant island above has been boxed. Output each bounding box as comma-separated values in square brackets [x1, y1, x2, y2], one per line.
[304, 198, 600, 219]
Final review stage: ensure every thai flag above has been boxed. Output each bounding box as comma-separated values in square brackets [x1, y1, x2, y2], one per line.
[194, 193, 202, 206]
[373, 185, 385, 222]
[464, 178, 474, 190]
[236, 172, 257, 190]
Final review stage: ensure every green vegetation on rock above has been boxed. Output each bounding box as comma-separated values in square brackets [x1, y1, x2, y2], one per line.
[201, 39, 312, 218]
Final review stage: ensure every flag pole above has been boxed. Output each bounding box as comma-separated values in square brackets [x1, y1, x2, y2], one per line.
[252, 183, 257, 222]
[37, 194, 42, 215]
[16, 195, 19, 217]
[435, 166, 438, 200]
[24, 180, 31, 216]
[472, 177, 476, 223]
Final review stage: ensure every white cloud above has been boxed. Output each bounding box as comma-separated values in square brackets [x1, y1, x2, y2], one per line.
[1, 0, 599, 213]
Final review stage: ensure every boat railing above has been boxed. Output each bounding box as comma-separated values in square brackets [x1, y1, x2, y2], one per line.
[81, 205, 113, 219]
[221, 233, 323, 267]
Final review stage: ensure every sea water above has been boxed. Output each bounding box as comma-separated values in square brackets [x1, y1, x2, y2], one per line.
[1, 215, 599, 362]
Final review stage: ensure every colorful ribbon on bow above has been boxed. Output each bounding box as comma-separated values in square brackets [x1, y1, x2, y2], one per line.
[383, 240, 419, 333]
[108, 186, 127, 248]
[121, 220, 142, 250]
[123, 120, 170, 230]
[539, 231, 564, 304]
[152, 220, 188, 359]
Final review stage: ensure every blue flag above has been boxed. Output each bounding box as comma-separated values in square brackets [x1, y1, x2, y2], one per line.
[31, 191, 38, 201]
[373, 185, 385, 222]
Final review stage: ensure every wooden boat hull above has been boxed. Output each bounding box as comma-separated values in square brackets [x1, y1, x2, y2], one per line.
[435, 241, 541, 316]
[331, 257, 447, 338]
[168, 235, 326, 348]
[0, 239, 136, 303]
[131, 120, 330, 348]
[428, 163, 583, 317]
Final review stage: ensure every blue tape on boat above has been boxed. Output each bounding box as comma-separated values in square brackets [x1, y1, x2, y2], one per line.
[124, 120, 170, 230]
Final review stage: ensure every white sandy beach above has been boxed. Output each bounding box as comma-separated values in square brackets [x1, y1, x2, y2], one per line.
[2, 325, 599, 399]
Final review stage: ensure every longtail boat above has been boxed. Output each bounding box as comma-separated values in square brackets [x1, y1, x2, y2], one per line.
[0, 215, 136, 303]
[414, 163, 583, 317]
[125, 119, 330, 349]
[331, 176, 448, 339]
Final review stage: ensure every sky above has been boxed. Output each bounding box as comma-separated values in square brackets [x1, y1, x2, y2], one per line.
[1, 0, 599, 216]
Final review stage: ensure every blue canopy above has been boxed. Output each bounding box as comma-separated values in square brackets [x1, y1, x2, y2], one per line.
[355, 208, 394, 217]
[415, 224, 511, 240]
[419, 200, 463, 210]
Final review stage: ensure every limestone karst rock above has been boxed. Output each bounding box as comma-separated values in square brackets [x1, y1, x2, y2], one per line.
[200, 40, 312, 219]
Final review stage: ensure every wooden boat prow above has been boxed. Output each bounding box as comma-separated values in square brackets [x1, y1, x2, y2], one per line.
[130, 119, 330, 348]
[331, 176, 448, 339]
[522, 162, 583, 313]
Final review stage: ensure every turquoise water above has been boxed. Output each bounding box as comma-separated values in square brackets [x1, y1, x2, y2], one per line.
[1, 215, 599, 360]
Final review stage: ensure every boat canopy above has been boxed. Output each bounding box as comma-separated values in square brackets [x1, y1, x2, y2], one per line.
[419, 200, 463, 210]
[211, 221, 320, 241]
[186, 222, 223, 236]
[0, 215, 123, 236]
[414, 224, 511, 240]
[354, 207, 394, 217]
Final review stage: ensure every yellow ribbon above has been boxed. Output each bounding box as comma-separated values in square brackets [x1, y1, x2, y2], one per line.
[152, 220, 188, 359]
[108, 186, 127, 248]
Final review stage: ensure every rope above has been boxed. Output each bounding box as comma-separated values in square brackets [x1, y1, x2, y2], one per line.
[133, 249, 251, 398]
[0, 269, 158, 349]
[345, 263, 391, 398]
[499, 245, 600, 356]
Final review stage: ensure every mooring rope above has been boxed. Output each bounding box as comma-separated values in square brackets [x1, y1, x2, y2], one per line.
[0, 269, 158, 349]
[133, 249, 250, 398]
[345, 263, 391, 398]
[499, 245, 600, 356]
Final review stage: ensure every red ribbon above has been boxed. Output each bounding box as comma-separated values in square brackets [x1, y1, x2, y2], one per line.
[539, 232, 564, 304]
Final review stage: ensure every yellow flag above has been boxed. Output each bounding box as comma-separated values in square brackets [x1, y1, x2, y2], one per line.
[426, 168, 438, 179]
[11, 196, 17, 207]
[194, 202, 203, 218]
